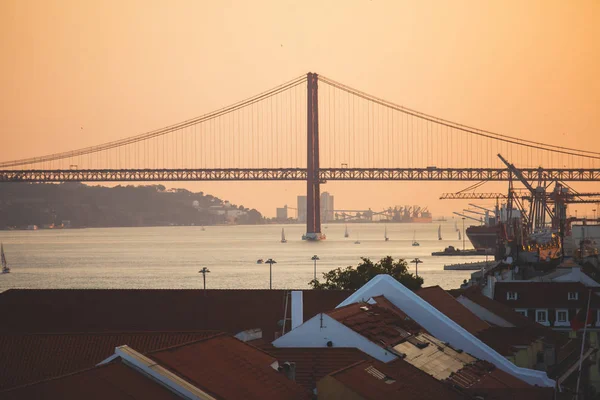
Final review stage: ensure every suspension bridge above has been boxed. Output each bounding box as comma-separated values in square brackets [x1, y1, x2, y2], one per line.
[2, 73, 599, 239]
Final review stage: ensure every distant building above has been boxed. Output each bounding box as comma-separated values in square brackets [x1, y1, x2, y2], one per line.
[320, 192, 334, 222]
[276, 206, 288, 221]
[297, 196, 307, 223]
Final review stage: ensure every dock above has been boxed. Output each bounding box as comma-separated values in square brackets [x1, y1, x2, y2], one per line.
[444, 261, 496, 271]
[432, 248, 494, 256]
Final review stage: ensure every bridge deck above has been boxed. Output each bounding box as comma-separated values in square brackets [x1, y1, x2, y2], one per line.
[1, 168, 599, 182]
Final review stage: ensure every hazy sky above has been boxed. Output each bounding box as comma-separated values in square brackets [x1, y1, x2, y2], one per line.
[1, 0, 599, 218]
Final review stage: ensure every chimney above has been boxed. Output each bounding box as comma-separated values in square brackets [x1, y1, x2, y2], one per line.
[291, 291, 303, 329]
[280, 361, 296, 381]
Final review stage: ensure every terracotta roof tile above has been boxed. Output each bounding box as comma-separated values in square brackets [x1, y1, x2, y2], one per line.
[327, 298, 423, 348]
[475, 327, 543, 356]
[0, 289, 349, 341]
[417, 285, 490, 335]
[320, 358, 465, 400]
[149, 333, 311, 399]
[0, 331, 219, 391]
[444, 359, 554, 399]
[1, 362, 181, 400]
[266, 347, 375, 392]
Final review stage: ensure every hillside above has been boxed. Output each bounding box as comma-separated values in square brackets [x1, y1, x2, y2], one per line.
[0, 183, 263, 229]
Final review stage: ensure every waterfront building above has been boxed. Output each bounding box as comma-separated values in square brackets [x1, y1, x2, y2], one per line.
[320, 192, 334, 223]
[297, 195, 307, 223]
[276, 206, 288, 221]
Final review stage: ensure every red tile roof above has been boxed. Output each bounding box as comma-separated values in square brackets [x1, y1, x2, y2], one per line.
[0, 289, 349, 340]
[493, 281, 600, 309]
[266, 347, 375, 392]
[149, 333, 311, 399]
[475, 327, 543, 356]
[327, 297, 423, 348]
[417, 285, 490, 335]
[0, 331, 220, 391]
[320, 358, 465, 400]
[1, 362, 181, 400]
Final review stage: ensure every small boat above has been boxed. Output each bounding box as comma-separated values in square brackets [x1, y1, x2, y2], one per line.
[438, 225, 442, 241]
[344, 225, 349, 238]
[454, 221, 459, 232]
[412, 231, 420, 247]
[1, 244, 10, 274]
[458, 230, 461, 240]
[354, 234, 361, 244]
[256, 258, 264, 264]
[281, 228, 287, 243]
[201, 226, 206, 231]
[384, 225, 389, 241]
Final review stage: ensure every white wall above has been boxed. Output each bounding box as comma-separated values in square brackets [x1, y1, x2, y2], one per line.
[272, 313, 396, 363]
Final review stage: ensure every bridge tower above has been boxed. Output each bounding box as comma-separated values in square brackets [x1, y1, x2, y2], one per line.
[303, 72, 325, 240]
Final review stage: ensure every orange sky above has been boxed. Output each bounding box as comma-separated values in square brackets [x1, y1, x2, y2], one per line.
[1, 0, 599, 218]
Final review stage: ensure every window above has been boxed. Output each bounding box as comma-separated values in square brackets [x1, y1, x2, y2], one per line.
[516, 309, 528, 317]
[557, 310, 568, 322]
[556, 309, 570, 326]
[507, 292, 518, 300]
[536, 309, 549, 326]
[568, 292, 579, 300]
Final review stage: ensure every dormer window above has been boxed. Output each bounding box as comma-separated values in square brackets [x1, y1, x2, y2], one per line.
[568, 292, 579, 300]
[507, 292, 518, 300]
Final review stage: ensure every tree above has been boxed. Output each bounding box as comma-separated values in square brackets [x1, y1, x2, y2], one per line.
[309, 256, 423, 291]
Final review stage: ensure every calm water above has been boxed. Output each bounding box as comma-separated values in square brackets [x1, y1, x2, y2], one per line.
[0, 222, 490, 291]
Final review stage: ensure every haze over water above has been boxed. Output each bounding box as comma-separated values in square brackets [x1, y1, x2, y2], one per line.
[0, 221, 489, 291]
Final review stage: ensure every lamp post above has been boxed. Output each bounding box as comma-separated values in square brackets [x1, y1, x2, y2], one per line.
[311, 255, 320, 281]
[198, 267, 211, 294]
[265, 258, 277, 289]
[462, 217, 466, 251]
[411, 258, 423, 278]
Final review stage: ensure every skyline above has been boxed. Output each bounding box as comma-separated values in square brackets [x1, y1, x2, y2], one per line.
[2, 0, 599, 217]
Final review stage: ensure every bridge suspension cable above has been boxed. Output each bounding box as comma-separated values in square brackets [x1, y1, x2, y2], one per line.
[319, 75, 600, 162]
[1, 75, 307, 169]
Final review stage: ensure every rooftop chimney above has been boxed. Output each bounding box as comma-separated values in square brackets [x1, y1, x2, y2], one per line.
[291, 291, 303, 329]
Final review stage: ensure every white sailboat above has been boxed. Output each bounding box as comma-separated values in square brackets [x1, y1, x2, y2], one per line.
[281, 228, 287, 243]
[1, 244, 10, 274]
[412, 231, 420, 246]
[344, 225, 349, 238]
[384, 225, 389, 241]
[438, 225, 442, 240]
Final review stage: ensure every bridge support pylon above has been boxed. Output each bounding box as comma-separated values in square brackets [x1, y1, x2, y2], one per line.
[303, 72, 325, 241]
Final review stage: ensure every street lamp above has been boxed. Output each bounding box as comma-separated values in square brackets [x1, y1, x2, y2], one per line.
[462, 217, 466, 251]
[311, 255, 320, 281]
[265, 258, 277, 289]
[198, 267, 211, 294]
[411, 258, 423, 278]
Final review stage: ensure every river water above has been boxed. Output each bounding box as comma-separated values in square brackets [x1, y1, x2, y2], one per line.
[0, 221, 491, 291]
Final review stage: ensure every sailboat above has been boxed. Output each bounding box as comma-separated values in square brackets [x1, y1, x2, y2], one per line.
[438, 225, 442, 240]
[344, 225, 349, 238]
[281, 228, 287, 243]
[1, 244, 10, 274]
[354, 233, 361, 244]
[412, 231, 420, 246]
[384, 225, 389, 241]
[454, 221, 458, 232]
[458, 230, 461, 240]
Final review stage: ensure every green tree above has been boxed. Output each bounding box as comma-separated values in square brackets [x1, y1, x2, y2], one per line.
[309, 256, 423, 291]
